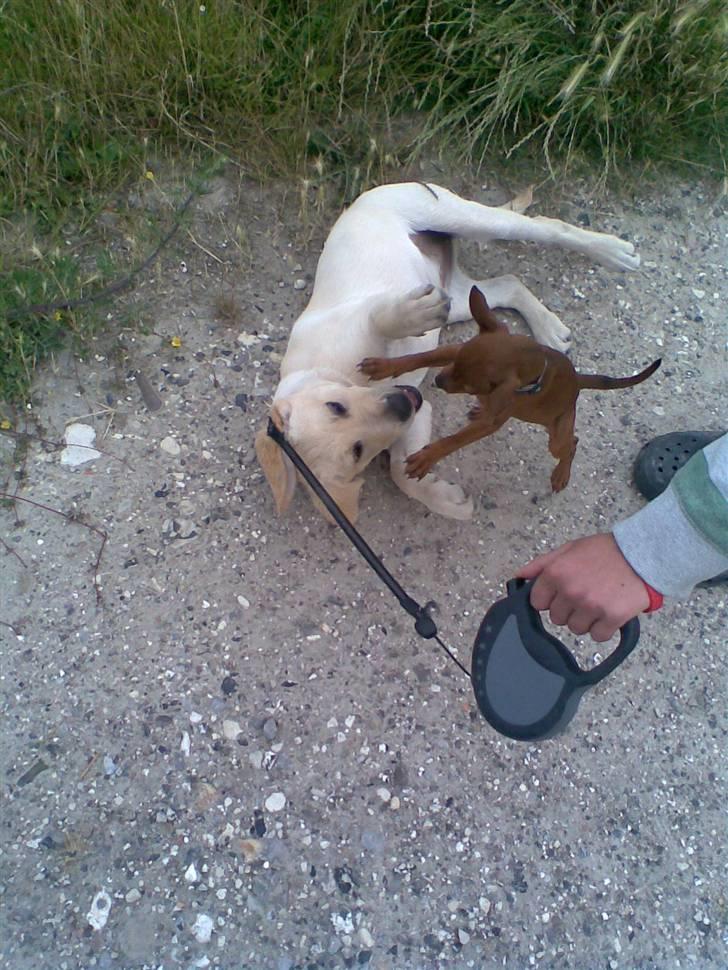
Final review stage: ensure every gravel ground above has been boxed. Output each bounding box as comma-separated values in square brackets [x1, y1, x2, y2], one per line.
[1, 166, 726, 970]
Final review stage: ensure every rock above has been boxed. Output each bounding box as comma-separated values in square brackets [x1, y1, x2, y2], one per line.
[185, 863, 199, 883]
[222, 719, 242, 740]
[180, 732, 191, 757]
[191, 913, 214, 943]
[262, 718, 278, 741]
[264, 792, 286, 813]
[160, 436, 181, 456]
[376, 787, 391, 803]
[125, 888, 141, 903]
[61, 423, 101, 466]
[458, 929, 470, 945]
[87, 890, 112, 931]
[293, 279, 306, 290]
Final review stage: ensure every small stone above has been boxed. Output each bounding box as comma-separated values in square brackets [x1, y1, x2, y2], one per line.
[236, 838, 264, 862]
[458, 929, 470, 945]
[293, 278, 306, 290]
[249, 750, 264, 769]
[125, 888, 141, 903]
[265, 792, 286, 813]
[479, 897, 491, 915]
[185, 863, 199, 883]
[61, 423, 101, 466]
[262, 718, 278, 741]
[237, 594, 250, 609]
[376, 787, 391, 803]
[389, 796, 401, 810]
[222, 719, 242, 741]
[359, 927, 374, 947]
[180, 732, 191, 757]
[160, 436, 181, 456]
[189, 712, 203, 724]
[191, 913, 214, 943]
[87, 890, 112, 931]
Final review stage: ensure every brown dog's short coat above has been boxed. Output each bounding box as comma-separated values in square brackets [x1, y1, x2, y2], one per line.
[360, 287, 661, 492]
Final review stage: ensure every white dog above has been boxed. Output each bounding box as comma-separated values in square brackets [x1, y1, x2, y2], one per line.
[256, 182, 639, 523]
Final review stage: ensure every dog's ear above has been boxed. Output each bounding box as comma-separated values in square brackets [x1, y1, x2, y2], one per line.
[306, 477, 364, 526]
[255, 401, 297, 515]
[469, 286, 505, 333]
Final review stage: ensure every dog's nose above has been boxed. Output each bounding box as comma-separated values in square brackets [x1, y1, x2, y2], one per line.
[384, 385, 422, 421]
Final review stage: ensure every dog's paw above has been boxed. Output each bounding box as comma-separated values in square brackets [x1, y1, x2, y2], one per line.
[419, 478, 474, 520]
[402, 283, 452, 333]
[531, 308, 571, 352]
[405, 446, 438, 480]
[359, 356, 395, 381]
[588, 234, 640, 272]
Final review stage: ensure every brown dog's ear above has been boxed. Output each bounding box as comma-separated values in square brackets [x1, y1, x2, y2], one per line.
[305, 477, 364, 526]
[469, 286, 506, 334]
[254, 401, 297, 515]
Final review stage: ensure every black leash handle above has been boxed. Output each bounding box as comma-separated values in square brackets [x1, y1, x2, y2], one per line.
[267, 420, 438, 638]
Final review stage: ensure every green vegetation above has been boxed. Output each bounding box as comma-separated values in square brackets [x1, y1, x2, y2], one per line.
[1, 0, 726, 401]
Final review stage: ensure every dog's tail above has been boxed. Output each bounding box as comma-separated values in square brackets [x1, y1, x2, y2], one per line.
[577, 358, 661, 391]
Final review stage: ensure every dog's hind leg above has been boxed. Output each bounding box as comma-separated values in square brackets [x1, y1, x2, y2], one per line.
[448, 269, 572, 352]
[548, 410, 579, 492]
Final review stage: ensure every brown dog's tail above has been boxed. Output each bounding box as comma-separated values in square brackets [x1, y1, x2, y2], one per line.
[577, 358, 661, 391]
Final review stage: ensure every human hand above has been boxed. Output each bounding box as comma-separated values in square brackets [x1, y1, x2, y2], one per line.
[515, 533, 651, 643]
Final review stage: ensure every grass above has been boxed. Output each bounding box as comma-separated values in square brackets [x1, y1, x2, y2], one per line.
[0, 0, 726, 403]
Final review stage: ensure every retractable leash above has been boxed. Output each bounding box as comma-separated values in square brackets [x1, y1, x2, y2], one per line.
[266, 420, 641, 741]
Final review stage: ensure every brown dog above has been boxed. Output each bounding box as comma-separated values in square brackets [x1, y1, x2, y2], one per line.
[359, 286, 661, 492]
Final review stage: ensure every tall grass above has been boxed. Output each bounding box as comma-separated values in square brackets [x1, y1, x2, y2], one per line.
[2, 0, 726, 215]
[0, 0, 726, 401]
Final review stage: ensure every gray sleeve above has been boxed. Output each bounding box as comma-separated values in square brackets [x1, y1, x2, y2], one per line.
[612, 433, 728, 598]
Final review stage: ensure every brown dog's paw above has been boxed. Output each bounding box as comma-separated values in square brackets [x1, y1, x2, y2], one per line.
[406, 446, 438, 480]
[550, 465, 571, 492]
[358, 357, 395, 381]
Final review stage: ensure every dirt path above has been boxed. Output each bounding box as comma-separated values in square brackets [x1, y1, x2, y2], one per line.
[1, 168, 726, 969]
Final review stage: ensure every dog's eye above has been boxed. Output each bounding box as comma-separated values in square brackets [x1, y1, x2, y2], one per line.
[352, 441, 363, 462]
[326, 401, 348, 417]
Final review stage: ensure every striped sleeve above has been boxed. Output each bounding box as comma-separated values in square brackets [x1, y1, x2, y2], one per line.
[612, 433, 728, 597]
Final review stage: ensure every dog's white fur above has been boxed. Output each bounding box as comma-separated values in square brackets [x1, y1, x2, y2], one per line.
[256, 182, 639, 522]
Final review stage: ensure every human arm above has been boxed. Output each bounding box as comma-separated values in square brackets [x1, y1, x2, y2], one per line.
[516, 433, 728, 642]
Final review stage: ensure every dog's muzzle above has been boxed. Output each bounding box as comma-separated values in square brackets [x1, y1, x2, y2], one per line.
[384, 385, 423, 421]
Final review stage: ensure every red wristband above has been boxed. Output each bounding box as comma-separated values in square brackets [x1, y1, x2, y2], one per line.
[642, 581, 664, 613]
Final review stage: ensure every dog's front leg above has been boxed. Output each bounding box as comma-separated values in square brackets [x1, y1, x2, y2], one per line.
[359, 345, 460, 382]
[389, 402, 473, 520]
[370, 284, 452, 339]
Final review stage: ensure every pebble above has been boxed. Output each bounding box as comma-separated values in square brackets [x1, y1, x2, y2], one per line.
[265, 792, 286, 813]
[125, 888, 141, 903]
[458, 929, 470, 945]
[180, 732, 191, 757]
[262, 718, 278, 741]
[293, 278, 306, 290]
[60, 423, 101, 466]
[376, 787, 391, 803]
[160, 436, 181, 456]
[87, 890, 112, 931]
[185, 863, 199, 883]
[237, 594, 250, 609]
[222, 719, 242, 740]
[390, 796, 401, 810]
[359, 927, 374, 947]
[191, 913, 214, 943]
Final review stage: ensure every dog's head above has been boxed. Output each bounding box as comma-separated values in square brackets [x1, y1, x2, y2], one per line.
[255, 381, 422, 523]
[434, 286, 508, 394]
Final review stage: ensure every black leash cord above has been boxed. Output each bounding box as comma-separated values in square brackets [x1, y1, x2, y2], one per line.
[266, 420, 471, 679]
